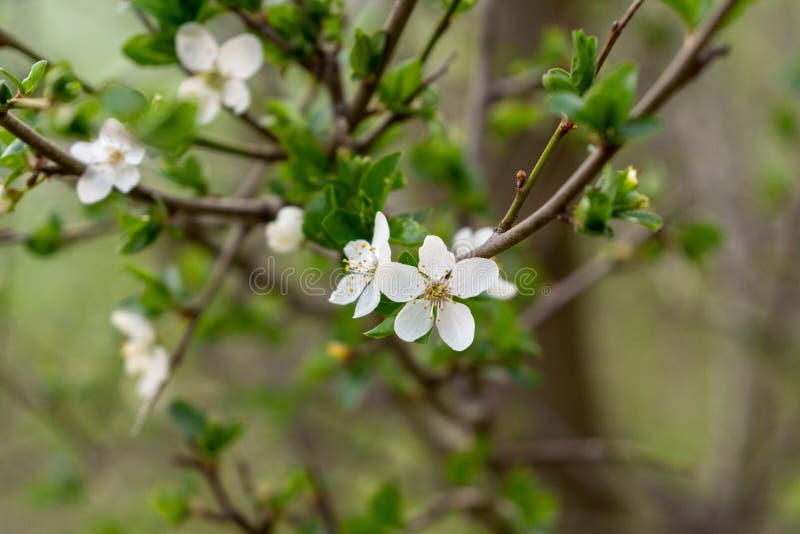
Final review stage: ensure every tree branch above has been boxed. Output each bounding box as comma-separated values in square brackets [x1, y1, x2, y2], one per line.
[596, 0, 646, 72]
[466, 0, 738, 260]
[347, 0, 419, 130]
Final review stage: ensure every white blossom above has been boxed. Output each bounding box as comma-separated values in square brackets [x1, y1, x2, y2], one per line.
[379, 235, 499, 351]
[265, 206, 305, 254]
[176, 23, 263, 124]
[111, 310, 169, 401]
[329, 212, 393, 318]
[452, 227, 517, 300]
[69, 118, 144, 204]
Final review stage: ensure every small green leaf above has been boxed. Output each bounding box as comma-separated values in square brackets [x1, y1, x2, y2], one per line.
[197, 421, 243, 458]
[123, 33, 178, 66]
[569, 30, 598, 94]
[397, 250, 418, 267]
[616, 209, 663, 231]
[21, 60, 48, 94]
[676, 221, 724, 262]
[542, 68, 576, 93]
[364, 316, 396, 339]
[574, 189, 613, 236]
[118, 212, 163, 254]
[0, 80, 15, 104]
[660, 0, 712, 28]
[378, 59, 422, 109]
[616, 116, 663, 143]
[137, 100, 196, 151]
[25, 213, 63, 256]
[322, 209, 366, 247]
[162, 156, 208, 196]
[100, 83, 148, 121]
[168, 400, 208, 440]
[368, 483, 403, 528]
[389, 215, 428, 246]
[360, 152, 401, 210]
[350, 29, 385, 80]
[0, 67, 23, 93]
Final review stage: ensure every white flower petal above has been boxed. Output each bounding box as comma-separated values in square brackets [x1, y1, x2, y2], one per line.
[343, 239, 375, 270]
[473, 227, 495, 247]
[222, 78, 251, 115]
[111, 309, 155, 344]
[122, 342, 151, 376]
[329, 273, 370, 305]
[372, 211, 392, 263]
[100, 118, 143, 160]
[394, 299, 434, 342]
[136, 345, 169, 400]
[374, 262, 425, 303]
[70, 141, 106, 164]
[178, 76, 221, 124]
[218, 33, 263, 80]
[436, 301, 475, 351]
[176, 22, 218, 73]
[450, 258, 499, 299]
[486, 277, 517, 300]
[113, 165, 140, 193]
[353, 281, 380, 318]
[418, 235, 455, 280]
[76, 165, 115, 204]
[451, 227, 475, 256]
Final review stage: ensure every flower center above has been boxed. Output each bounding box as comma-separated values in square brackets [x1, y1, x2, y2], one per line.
[107, 148, 126, 166]
[203, 70, 227, 90]
[424, 277, 452, 308]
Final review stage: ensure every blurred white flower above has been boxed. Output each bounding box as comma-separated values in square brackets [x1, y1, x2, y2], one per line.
[265, 206, 305, 254]
[329, 212, 393, 318]
[379, 235, 499, 351]
[452, 226, 517, 300]
[111, 310, 169, 401]
[70, 118, 144, 204]
[176, 23, 263, 124]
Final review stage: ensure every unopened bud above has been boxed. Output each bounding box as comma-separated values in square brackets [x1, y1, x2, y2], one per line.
[516, 170, 527, 190]
[326, 341, 352, 362]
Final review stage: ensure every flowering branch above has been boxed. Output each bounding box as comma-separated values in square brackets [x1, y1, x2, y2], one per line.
[467, 0, 740, 261]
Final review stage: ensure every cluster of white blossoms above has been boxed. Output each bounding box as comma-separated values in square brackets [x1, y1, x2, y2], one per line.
[329, 212, 515, 351]
[265, 206, 305, 254]
[110, 310, 169, 401]
[70, 118, 145, 204]
[176, 23, 264, 124]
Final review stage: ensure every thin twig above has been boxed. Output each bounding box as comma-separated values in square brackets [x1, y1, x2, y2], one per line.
[596, 0, 646, 72]
[347, 0, 420, 131]
[193, 136, 287, 162]
[406, 487, 511, 532]
[419, 0, 462, 65]
[296, 435, 339, 534]
[0, 220, 114, 247]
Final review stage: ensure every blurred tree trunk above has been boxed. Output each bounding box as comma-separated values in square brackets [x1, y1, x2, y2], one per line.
[474, 1, 627, 531]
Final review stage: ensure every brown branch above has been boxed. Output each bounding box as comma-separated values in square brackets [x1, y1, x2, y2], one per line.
[352, 52, 457, 153]
[0, 220, 114, 248]
[176, 455, 268, 533]
[466, 0, 739, 260]
[0, 110, 281, 222]
[192, 136, 287, 162]
[596, 0, 646, 72]
[406, 487, 511, 532]
[296, 435, 339, 534]
[347, 0, 420, 131]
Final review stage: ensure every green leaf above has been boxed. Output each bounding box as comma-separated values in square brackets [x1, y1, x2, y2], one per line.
[569, 30, 598, 94]
[616, 209, 663, 231]
[219, 0, 261, 11]
[137, 100, 196, 151]
[303, 186, 339, 249]
[574, 189, 613, 236]
[25, 213, 63, 256]
[364, 316, 396, 339]
[660, 0, 712, 28]
[378, 59, 422, 109]
[0, 67, 23, 92]
[616, 116, 663, 143]
[350, 29, 385, 80]
[0, 80, 15, 104]
[397, 250, 418, 267]
[368, 483, 403, 528]
[168, 400, 208, 440]
[162, 156, 208, 196]
[360, 152, 401, 210]
[676, 221, 724, 262]
[197, 421, 243, 457]
[389, 215, 428, 246]
[542, 68, 576, 93]
[122, 33, 177, 66]
[45, 65, 82, 103]
[100, 83, 148, 121]
[132, 0, 208, 27]
[21, 60, 48, 94]
[150, 480, 196, 526]
[322, 209, 366, 246]
[489, 100, 544, 137]
[546, 91, 584, 119]
[118, 212, 163, 254]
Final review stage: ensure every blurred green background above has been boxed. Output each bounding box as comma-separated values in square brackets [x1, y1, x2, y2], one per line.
[2, 0, 800, 533]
